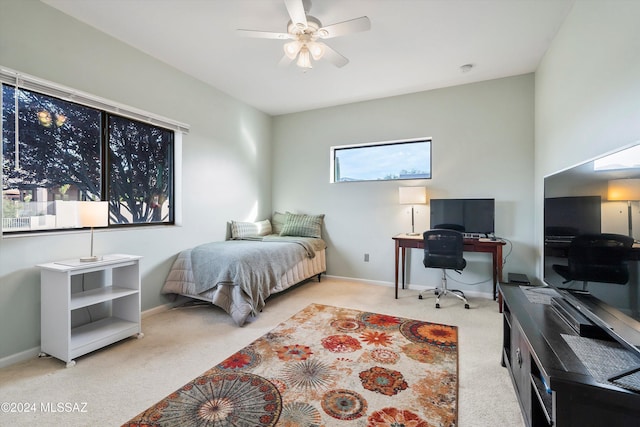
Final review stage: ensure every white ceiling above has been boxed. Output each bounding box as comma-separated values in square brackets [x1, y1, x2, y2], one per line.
[42, 0, 575, 116]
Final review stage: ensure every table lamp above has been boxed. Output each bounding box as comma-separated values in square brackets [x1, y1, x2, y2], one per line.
[399, 186, 427, 236]
[608, 179, 640, 238]
[78, 201, 109, 262]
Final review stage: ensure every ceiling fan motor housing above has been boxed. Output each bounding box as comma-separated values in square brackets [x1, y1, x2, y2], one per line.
[287, 15, 324, 37]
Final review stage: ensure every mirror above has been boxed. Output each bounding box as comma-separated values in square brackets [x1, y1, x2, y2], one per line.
[543, 142, 640, 322]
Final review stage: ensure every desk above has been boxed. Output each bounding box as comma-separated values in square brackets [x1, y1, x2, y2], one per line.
[393, 233, 505, 300]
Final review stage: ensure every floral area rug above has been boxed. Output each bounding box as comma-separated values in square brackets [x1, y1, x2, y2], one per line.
[123, 303, 458, 426]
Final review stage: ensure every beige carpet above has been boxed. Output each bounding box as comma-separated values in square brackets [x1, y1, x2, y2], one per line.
[0, 277, 524, 426]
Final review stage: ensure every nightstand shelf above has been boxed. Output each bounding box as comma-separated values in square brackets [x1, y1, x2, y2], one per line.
[70, 317, 140, 361]
[70, 286, 138, 310]
[38, 254, 143, 367]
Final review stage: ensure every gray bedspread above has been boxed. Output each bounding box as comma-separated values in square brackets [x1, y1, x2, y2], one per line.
[187, 236, 325, 325]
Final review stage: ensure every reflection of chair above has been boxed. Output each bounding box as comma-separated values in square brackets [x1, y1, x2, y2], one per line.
[419, 229, 469, 309]
[552, 233, 633, 291]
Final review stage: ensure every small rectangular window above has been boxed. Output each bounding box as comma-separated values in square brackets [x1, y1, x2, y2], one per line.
[330, 138, 431, 182]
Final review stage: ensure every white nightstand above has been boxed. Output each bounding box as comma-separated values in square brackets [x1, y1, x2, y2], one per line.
[37, 254, 143, 367]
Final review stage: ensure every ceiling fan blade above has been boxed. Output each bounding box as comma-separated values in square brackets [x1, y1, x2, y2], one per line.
[236, 29, 291, 39]
[284, 0, 307, 29]
[322, 44, 349, 68]
[319, 16, 371, 39]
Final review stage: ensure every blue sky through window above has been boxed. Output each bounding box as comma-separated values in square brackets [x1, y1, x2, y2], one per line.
[333, 139, 431, 182]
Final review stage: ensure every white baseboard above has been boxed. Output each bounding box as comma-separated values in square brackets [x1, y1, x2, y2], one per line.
[2, 280, 493, 369]
[324, 274, 392, 288]
[323, 274, 494, 299]
[1, 303, 175, 369]
[142, 302, 173, 319]
[0, 346, 41, 369]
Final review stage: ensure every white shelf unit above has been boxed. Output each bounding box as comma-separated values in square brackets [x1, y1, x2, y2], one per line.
[38, 254, 143, 367]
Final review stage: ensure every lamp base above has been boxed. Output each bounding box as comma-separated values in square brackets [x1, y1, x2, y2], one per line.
[80, 255, 102, 262]
[406, 232, 420, 236]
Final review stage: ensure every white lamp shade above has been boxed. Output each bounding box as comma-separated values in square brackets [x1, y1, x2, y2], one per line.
[307, 41, 325, 60]
[399, 186, 427, 205]
[296, 47, 312, 68]
[608, 179, 640, 201]
[283, 41, 301, 59]
[78, 201, 109, 228]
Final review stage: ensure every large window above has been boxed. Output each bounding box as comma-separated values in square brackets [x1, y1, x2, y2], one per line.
[330, 138, 431, 182]
[1, 70, 185, 234]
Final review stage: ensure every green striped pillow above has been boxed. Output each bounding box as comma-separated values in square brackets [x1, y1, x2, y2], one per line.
[280, 213, 324, 238]
[230, 219, 272, 239]
[271, 211, 288, 235]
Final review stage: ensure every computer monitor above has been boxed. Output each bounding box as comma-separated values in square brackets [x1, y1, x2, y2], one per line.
[429, 198, 495, 236]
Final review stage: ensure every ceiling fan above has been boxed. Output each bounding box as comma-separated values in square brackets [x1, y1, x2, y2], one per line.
[236, 0, 371, 69]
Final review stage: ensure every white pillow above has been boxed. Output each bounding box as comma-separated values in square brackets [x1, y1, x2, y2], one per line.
[230, 219, 272, 239]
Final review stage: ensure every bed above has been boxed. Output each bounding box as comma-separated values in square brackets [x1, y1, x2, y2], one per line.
[161, 213, 327, 326]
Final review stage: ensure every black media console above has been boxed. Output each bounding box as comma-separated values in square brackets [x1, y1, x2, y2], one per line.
[500, 283, 640, 426]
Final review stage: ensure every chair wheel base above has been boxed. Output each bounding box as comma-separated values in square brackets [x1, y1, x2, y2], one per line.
[435, 303, 440, 309]
[464, 304, 470, 309]
[418, 295, 423, 300]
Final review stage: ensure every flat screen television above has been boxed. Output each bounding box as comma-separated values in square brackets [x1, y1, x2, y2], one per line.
[543, 143, 640, 382]
[430, 198, 495, 236]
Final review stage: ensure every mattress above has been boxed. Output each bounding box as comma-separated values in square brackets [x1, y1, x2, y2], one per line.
[162, 247, 326, 325]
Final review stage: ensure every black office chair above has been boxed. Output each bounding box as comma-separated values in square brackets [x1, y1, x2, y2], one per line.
[552, 233, 633, 291]
[419, 229, 470, 309]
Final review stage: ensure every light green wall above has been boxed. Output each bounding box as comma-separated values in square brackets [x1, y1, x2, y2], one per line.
[535, 1, 640, 275]
[272, 75, 536, 293]
[3, 0, 637, 366]
[0, 1, 272, 361]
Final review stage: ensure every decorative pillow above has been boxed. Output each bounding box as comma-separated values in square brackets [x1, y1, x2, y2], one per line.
[230, 219, 272, 239]
[271, 211, 287, 235]
[280, 213, 324, 238]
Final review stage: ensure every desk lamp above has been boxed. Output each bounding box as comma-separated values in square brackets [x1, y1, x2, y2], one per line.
[608, 179, 640, 239]
[78, 201, 109, 262]
[399, 186, 426, 236]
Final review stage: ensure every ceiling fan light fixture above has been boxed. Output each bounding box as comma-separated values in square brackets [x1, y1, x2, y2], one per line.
[237, 0, 372, 69]
[284, 41, 301, 59]
[307, 41, 325, 60]
[296, 47, 312, 68]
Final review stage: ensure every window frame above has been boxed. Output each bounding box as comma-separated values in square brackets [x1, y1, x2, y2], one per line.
[1, 66, 188, 236]
[330, 137, 432, 183]
[106, 113, 176, 228]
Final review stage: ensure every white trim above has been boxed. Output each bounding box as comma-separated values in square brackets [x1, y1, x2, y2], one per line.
[0, 66, 189, 134]
[141, 303, 173, 319]
[0, 304, 173, 368]
[324, 274, 494, 299]
[173, 133, 183, 226]
[323, 274, 392, 287]
[0, 346, 41, 369]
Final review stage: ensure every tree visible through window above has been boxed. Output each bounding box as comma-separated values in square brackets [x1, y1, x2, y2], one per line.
[1, 84, 174, 233]
[108, 116, 173, 225]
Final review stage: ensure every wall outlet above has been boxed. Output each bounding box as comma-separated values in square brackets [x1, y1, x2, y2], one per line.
[364, 253, 369, 262]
